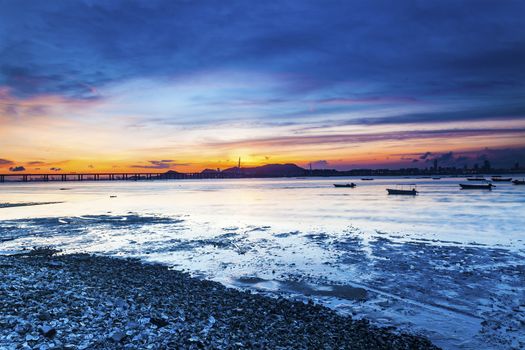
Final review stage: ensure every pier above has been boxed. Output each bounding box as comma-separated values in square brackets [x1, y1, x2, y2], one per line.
[0, 172, 237, 183]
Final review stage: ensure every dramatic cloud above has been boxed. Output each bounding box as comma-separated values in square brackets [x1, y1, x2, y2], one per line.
[1, 1, 524, 108]
[1, 1, 524, 170]
[206, 128, 525, 149]
[0, 158, 14, 165]
[50, 167, 62, 171]
[131, 160, 190, 170]
[9, 166, 25, 172]
[310, 160, 329, 168]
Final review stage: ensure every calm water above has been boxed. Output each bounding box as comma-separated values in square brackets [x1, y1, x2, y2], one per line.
[1, 177, 524, 349]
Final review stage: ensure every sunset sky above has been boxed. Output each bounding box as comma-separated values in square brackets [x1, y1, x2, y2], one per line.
[1, 0, 524, 173]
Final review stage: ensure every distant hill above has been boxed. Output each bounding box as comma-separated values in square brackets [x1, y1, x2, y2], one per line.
[201, 168, 220, 174]
[160, 170, 182, 179]
[222, 163, 306, 177]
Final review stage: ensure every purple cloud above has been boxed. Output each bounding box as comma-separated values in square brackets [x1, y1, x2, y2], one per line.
[131, 160, 190, 169]
[310, 160, 329, 168]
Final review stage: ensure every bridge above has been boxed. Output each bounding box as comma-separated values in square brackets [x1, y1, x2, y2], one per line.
[0, 172, 238, 182]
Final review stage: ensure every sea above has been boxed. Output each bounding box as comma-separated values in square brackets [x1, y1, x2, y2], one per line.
[1, 176, 524, 349]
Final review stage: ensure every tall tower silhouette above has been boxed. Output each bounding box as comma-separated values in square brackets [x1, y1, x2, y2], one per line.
[238, 157, 241, 177]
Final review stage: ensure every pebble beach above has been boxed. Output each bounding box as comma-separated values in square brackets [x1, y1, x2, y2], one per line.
[0, 249, 438, 349]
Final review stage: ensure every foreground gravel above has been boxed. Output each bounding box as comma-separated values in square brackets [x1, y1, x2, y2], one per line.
[0, 250, 439, 349]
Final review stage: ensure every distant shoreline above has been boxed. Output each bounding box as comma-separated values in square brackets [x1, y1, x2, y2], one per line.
[0, 202, 62, 208]
[1, 171, 524, 184]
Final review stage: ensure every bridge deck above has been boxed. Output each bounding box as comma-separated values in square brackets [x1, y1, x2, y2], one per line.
[0, 172, 237, 182]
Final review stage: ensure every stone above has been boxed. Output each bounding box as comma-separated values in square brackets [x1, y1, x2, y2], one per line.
[37, 312, 51, 321]
[38, 325, 56, 338]
[150, 317, 169, 328]
[110, 330, 126, 343]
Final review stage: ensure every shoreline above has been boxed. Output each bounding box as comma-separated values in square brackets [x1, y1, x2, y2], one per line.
[0, 250, 439, 349]
[1, 172, 525, 185]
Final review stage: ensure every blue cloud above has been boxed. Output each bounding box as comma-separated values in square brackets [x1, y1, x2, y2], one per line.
[1, 0, 525, 169]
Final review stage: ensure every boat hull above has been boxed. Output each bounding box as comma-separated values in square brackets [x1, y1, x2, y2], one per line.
[512, 180, 525, 185]
[386, 189, 417, 195]
[333, 184, 356, 188]
[460, 184, 493, 190]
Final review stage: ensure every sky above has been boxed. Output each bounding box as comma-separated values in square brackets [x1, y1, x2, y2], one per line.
[1, 0, 524, 173]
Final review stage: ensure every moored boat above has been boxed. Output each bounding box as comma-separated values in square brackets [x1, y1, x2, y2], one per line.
[361, 178, 374, 181]
[512, 179, 525, 185]
[460, 183, 494, 190]
[386, 184, 418, 195]
[491, 177, 512, 182]
[333, 183, 356, 188]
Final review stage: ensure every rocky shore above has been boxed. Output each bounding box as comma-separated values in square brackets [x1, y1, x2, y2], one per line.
[0, 249, 439, 349]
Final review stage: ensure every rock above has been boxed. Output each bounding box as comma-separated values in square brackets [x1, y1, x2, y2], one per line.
[38, 325, 56, 338]
[188, 335, 203, 346]
[125, 321, 139, 329]
[37, 312, 52, 321]
[110, 330, 126, 343]
[150, 317, 169, 328]
[25, 333, 40, 341]
[14, 323, 30, 335]
[47, 261, 64, 268]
